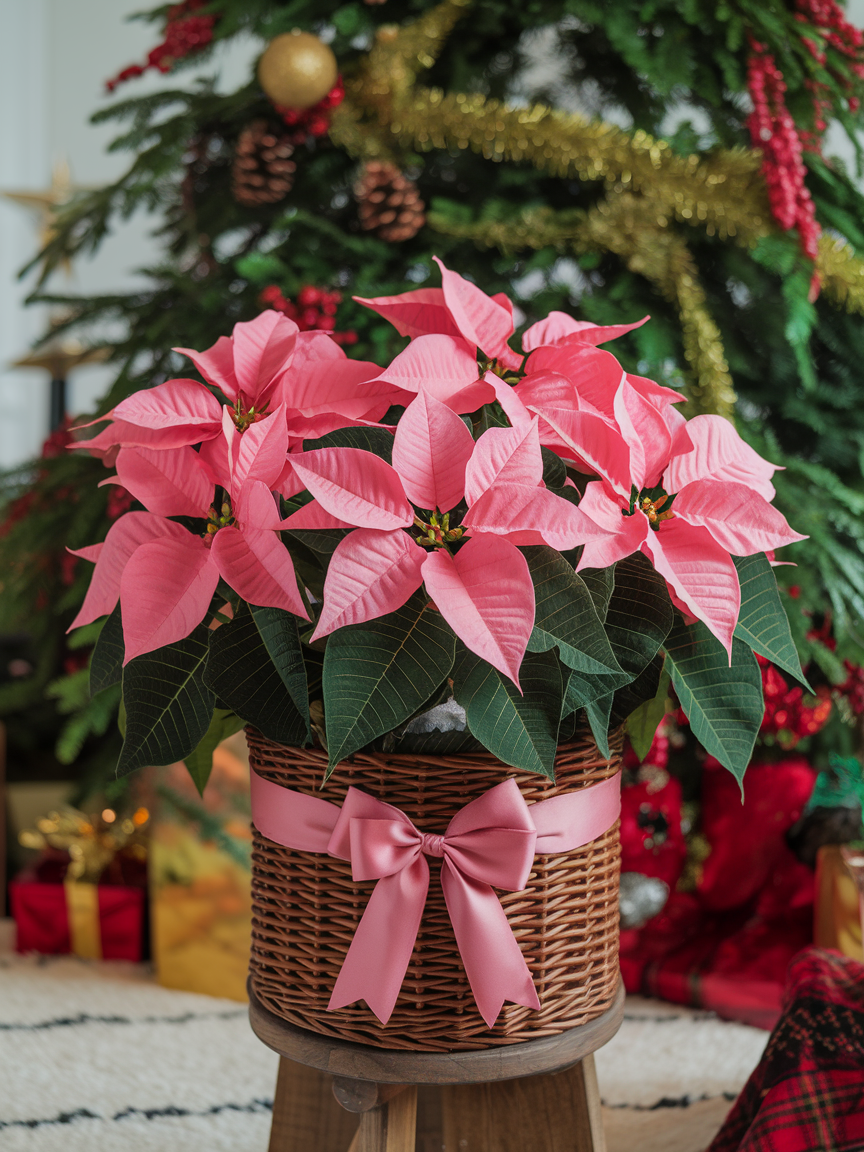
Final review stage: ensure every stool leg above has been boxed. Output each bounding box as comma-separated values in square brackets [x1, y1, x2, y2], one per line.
[347, 1085, 418, 1152]
[268, 1056, 360, 1152]
[439, 1053, 606, 1152]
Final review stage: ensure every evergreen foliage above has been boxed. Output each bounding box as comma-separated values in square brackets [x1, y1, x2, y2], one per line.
[4, 0, 864, 783]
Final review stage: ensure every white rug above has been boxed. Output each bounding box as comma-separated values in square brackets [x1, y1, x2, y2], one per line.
[0, 950, 769, 1152]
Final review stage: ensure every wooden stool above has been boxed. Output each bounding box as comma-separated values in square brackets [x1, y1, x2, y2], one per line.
[249, 980, 624, 1152]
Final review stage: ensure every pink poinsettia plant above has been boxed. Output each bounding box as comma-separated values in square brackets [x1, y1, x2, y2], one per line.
[71, 259, 807, 788]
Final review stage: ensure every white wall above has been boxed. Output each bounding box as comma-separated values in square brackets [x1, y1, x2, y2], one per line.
[0, 0, 257, 468]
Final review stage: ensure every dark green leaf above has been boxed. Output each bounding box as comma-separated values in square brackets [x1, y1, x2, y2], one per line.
[523, 546, 626, 677]
[205, 603, 308, 747]
[183, 707, 245, 796]
[453, 648, 562, 778]
[119, 627, 214, 777]
[540, 447, 567, 488]
[611, 651, 666, 730]
[585, 693, 613, 759]
[606, 553, 674, 679]
[250, 605, 311, 737]
[625, 665, 670, 761]
[323, 594, 456, 771]
[664, 618, 764, 787]
[303, 425, 394, 463]
[733, 553, 810, 690]
[90, 604, 124, 696]
[579, 567, 615, 623]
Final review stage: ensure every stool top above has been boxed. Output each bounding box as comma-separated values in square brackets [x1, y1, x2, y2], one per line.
[248, 980, 624, 1085]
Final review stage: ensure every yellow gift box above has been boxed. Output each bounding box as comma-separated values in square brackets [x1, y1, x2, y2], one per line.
[149, 741, 252, 1002]
[814, 843, 864, 962]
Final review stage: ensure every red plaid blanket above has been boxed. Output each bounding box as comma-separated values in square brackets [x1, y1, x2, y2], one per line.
[709, 948, 864, 1152]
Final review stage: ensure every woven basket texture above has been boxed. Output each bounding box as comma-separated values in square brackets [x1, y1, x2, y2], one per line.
[248, 725, 622, 1052]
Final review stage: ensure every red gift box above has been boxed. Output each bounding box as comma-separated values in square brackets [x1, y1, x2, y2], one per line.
[10, 853, 146, 961]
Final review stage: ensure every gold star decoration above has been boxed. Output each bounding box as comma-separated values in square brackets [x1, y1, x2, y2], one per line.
[1, 159, 78, 269]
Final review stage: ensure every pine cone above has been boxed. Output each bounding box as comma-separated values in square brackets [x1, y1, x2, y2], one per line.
[232, 121, 296, 207]
[354, 161, 425, 242]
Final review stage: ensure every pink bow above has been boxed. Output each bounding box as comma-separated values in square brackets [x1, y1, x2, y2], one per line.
[250, 768, 621, 1027]
[326, 779, 540, 1027]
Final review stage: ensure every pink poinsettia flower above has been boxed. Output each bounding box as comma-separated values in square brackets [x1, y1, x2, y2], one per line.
[284, 393, 607, 685]
[555, 382, 805, 654]
[69, 408, 307, 662]
[356, 256, 522, 370]
[73, 312, 404, 459]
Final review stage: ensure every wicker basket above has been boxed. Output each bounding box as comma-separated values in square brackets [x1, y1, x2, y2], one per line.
[248, 724, 622, 1052]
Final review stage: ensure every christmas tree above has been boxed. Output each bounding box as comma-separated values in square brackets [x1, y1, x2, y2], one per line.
[4, 0, 864, 785]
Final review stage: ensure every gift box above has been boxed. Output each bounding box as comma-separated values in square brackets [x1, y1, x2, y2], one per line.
[148, 740, 252, 1002]
[814, 844, 864, 962]
[10, 807, 148, 960]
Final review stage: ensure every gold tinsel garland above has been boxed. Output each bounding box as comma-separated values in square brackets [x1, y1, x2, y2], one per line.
[330, 0, 864, 416]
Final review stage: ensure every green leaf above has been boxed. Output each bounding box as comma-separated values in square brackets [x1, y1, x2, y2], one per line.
[322, 594, 456, 771]
[733, 553, 810, 690]
[523, 546, 626, 678]
[303, 425, 394, 463]
[204, 602, 308, 748]
[585, 694, 613, 759]
[90, 604, 124, 696]
[183, 707, 245, 796]
[540, 447, 567, 488]
[664, 619, 764, 787]
[118, 627, 214, 777]
[579, 567, 615, 623]
[453, 648, 563, 778]
[611, 652, 666, 730]
[625, 665, 671, 761]
[249, 605, 311, 737]
[606, 553, 674, 679]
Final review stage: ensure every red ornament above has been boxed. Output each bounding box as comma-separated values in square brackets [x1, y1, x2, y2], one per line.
[272, 78, 345, 146]
[105, 0, 217, 93]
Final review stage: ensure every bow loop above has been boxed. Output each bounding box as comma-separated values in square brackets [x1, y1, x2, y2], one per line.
[348, 818, 422, 882]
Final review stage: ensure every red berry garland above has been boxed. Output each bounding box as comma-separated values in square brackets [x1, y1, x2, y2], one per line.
[746, 39, 821, 265]
[106, 0, 216, 92]
[746, 3, 864, 276]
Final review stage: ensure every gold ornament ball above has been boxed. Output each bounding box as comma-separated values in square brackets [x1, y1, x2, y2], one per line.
[257, 32, 338, 110]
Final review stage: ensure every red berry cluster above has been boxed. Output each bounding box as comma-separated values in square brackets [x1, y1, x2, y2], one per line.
[272, 79, 345, 145]
[259, 284, 357, 346]
[106, 486, 134, 521]
[796, 0, 864, 146]
[40, 417, 74, 460]
[757, 654, 833, 745]
[746, 40, 821, 265]
[106, 0, 216, 92]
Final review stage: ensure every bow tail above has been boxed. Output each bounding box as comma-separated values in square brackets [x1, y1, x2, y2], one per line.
[441, 865, 541, 1028]
[328, 856, 429, 1024]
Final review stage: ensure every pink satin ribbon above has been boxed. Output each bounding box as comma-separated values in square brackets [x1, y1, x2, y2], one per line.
[250, 768, 621, 1028]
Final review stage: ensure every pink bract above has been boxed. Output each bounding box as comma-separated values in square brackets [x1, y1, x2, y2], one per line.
[355, 256, 522, 370]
